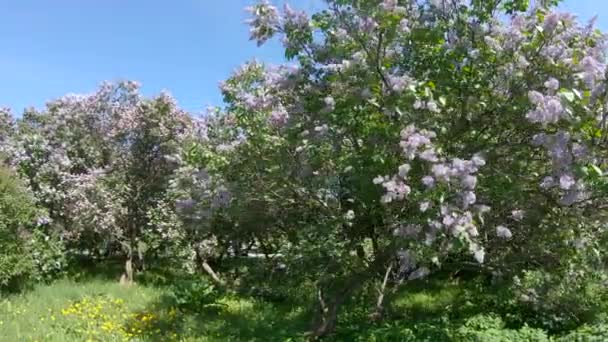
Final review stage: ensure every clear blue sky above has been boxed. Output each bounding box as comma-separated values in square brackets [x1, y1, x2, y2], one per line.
[0, 0, 604, 115]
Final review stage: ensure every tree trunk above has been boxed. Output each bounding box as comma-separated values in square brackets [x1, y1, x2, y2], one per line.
[202, 260, 224, 286]
[309, 246, 396, 338]
[120, 256, 134, 286]
[195, 246, 224, 286]
[137, 243, 146, 272]
[258, 238, 273, 260]
[370, 262, 393, 321]
[310, 289, 346, 339]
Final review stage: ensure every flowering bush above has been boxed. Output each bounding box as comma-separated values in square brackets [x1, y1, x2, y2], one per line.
[3, 82, 192, 278]
[174, 0, 608, 335]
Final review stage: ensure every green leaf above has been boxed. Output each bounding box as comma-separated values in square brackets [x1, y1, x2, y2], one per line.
[137, 241, 149, 254]
[560, 90, 575, 102]
[424, 87, 432, 97]
[583, 90, 592, 98]
[591, 164, 603, 177]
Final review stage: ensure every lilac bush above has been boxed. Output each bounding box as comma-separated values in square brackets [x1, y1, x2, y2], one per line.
[3, 82, 191, 278]
[180, 0, 608, 335]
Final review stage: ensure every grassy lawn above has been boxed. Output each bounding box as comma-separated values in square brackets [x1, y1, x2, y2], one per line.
[0, 273, 499, 342]
[0, 269, 579, 341]
[0, 275, 312, 342]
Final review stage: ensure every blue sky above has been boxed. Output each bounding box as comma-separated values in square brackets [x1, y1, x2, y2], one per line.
[0, 0, 605, 115]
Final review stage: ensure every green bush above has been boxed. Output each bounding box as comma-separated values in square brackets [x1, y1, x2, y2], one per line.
[167, 278, 222, 312]
[455, 314, 550, 342]
[558, 323, 608, 341]
[27, 229, 67, 282]
[0, 238, 36, 291]
[0, 167, 38, 290]
[509, 267, 608, 333]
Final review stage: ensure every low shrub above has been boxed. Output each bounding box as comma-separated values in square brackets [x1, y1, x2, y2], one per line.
[455, 314, 550, 342]
[167, 278, 222, 312]
[0, 167, 38, 290]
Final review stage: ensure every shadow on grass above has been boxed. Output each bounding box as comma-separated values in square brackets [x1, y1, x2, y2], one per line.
[65, 257, 124, 283]
[63, 259, 510, 341]
[119, 271, 509, 341]
[66, 257, 201, 287]
[328, 275, 509, 341]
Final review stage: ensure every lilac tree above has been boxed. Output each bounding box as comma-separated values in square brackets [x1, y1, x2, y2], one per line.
[176, 0, 608, 336]
[5, 82, 191, 281]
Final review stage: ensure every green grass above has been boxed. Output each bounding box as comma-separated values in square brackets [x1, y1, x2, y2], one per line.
[0, 270, 590, 341]
[0, 276, 501, 341]
[0, 275, 458, 341]
[0, 275, 311, 342]
[0, 278, 165, 341]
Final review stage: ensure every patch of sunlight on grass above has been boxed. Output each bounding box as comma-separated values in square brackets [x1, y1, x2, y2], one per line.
[1, 277, 311, 341]
[393, 280, 463, 315]
[219, 296, 256, 314]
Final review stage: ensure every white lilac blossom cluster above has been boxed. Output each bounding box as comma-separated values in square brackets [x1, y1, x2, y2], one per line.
[380, 0, 407, 14]
[387, 73, 415, 93]
[282, 4, 311, 50]
[532, 131, 590, 206]
[375, 124, 488, 263]
[146, 200, 184, 241]
[246, 2, 312, 52]
[170, 166, 231, 226]
[526, 90, 565, 124]
[492, 209, 526, 241]
[195, 109, 248, 154]
[580, 55, 607, 89]
[484, 10, 606, 104]
[220, 62, 300, 129]
[269, 105, 290, 127]
[245, 1, 280, 46]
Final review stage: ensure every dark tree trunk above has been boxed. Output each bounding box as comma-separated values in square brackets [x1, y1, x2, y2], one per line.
[308, 246, 396, 338]
[310, 289, 346, 339]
